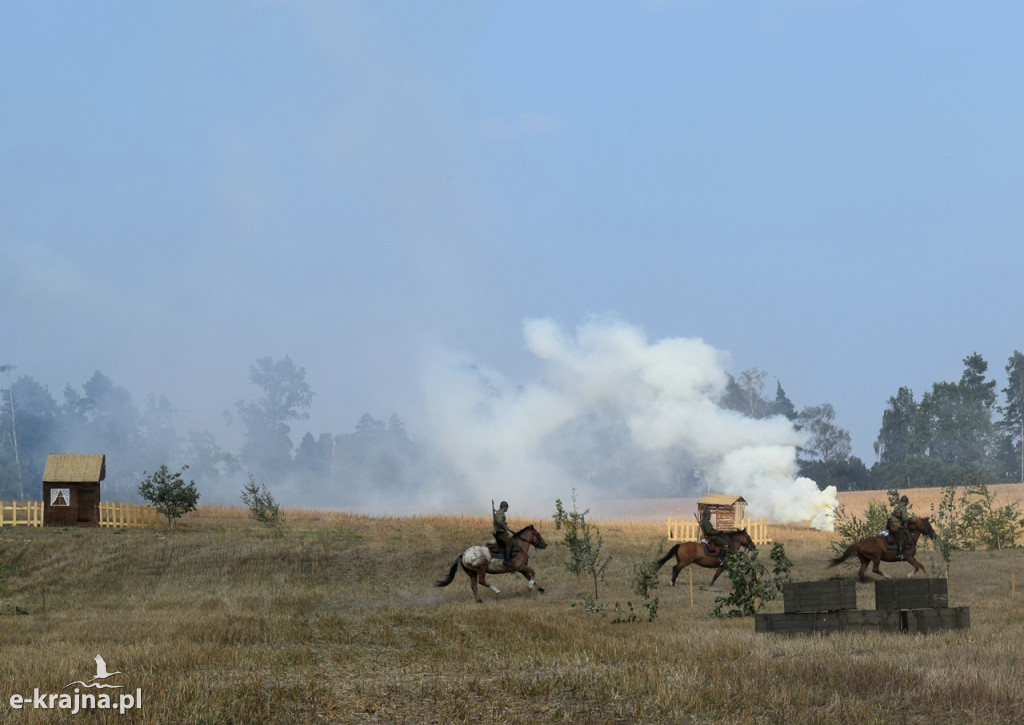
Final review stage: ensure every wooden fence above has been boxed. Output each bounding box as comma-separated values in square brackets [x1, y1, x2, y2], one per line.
[0, 501, 158, 528]
[0, 500, 43, 527]
[667, 517, 773, 545]
[99, 502, 160, 528]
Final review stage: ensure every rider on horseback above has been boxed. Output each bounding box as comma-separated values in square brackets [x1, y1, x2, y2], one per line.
[700, 506, 731, 566]
[887, 494, 913, 560]
[493, 501, 515, 569]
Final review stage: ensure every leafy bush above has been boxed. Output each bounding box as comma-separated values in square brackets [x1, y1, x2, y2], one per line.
[933, 477, 1023, 552]
[610, 543, 662, 624]
[240, 474, 283, 533]
[553, 490, 610, 599]
[931, 483, 960, 571]
[138, 464, 200, 529]
[709, 543, 792, 618]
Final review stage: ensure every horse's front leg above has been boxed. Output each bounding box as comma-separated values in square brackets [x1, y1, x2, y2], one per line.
[517, 566, 544, 594]
[905, 556, 927, 578]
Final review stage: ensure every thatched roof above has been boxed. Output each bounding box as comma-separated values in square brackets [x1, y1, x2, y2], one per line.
[698, 494, 746, 507]
[43, 454, 106, 483]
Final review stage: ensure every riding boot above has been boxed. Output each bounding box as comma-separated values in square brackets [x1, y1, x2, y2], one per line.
[897, 546, 904, 560]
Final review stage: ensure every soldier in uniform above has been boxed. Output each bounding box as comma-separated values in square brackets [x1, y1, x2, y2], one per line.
[700, 506, 731, 566]
[493, 500, 515, 569]
[887, 494, 913, 560]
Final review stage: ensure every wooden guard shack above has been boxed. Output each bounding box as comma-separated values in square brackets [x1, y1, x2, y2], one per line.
[42, 454, 105, 527]
[697, 494, 747, 529]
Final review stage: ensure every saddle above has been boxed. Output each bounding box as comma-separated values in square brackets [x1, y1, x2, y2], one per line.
[485, 540, 520, 557]
[700, 538, 723, 557]
[879, 531, 904, 551]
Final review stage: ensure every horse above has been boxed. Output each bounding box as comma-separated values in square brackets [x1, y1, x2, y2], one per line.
[827, 516, 936, 582]
[435, 524, 548, 603]
[653, 528, 758, 588]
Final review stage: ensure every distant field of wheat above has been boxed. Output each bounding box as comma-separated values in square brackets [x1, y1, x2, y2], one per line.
[1, 489, 1022, 724]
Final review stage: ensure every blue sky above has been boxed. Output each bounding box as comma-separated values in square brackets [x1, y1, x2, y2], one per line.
[3, 1, 1023, 468]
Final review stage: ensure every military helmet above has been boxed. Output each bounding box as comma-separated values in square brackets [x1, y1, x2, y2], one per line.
[900, 495, 909, 503]
[499, 501, 509, 509]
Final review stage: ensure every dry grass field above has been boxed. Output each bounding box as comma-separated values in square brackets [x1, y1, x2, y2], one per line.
[0, 487, 1022, 724]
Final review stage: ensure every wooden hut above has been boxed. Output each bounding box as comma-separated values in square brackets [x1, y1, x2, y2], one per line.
[42, 454, 105, 527]
[697, 494, 747, 530]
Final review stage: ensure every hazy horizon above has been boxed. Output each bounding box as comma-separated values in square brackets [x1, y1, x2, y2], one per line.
[5, 3, 1023, 521]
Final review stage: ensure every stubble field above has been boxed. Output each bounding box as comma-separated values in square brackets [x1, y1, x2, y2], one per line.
[0, 485, 1022, 724]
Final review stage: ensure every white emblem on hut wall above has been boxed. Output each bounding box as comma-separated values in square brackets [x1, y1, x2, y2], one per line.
[50, 488, 70, 506]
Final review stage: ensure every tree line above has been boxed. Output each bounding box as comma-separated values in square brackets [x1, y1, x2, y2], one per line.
[720, 351, 1024, 491]
[2, 350, 1023, 504]
[0, 357, 429, 506]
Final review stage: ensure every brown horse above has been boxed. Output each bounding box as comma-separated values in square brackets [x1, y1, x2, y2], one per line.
[435, 524, 548, 603]
[827, 516, 936, 582]
[654, 528, 758, 588]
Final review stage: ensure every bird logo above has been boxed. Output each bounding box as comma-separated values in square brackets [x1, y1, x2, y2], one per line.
[65, 655, 125, 689]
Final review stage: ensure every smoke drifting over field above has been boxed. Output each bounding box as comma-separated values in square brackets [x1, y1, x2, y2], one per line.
[416, 318, 839, 530]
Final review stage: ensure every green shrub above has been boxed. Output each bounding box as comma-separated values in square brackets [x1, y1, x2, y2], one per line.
[709, 543, 792, 618]
[611, 542, 662, 624]
[138, 464, 200, 529]
[553, 490, 610, 599]
[240, 474, 283, 533]
[934, 477, 1023, 552]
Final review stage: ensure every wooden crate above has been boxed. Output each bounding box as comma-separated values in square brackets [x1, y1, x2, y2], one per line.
[756, 609, 902, 635]
[901, 607, 971, 634]
[875, 578, 948, 610]
[836, 609, 903, 633]
[784, 579, 858, 613]
[756, 611, 833, 635]
[756, 608, 965, 636]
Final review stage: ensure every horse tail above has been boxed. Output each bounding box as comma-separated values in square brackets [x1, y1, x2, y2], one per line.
[434, 554, 462, 587]
[827, 544, 857, 568]
[655, 543, 681, 570]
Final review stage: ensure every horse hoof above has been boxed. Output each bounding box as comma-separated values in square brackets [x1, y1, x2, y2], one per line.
[537, 587, 545, 594]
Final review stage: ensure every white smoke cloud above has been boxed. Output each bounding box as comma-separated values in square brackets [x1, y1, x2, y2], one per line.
[416, 317, 839, 530]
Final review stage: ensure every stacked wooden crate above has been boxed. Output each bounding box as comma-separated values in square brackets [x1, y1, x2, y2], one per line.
[874, 578, 970, 634]
[755, 578, 969, 635]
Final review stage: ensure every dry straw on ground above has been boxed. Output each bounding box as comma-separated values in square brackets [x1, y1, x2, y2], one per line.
[1, 486, 1022, 723]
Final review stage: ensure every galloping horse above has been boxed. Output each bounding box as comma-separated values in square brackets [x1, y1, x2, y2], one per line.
[435, 524, 548, 603]
[827, 516, 936, 582]
[654, 528, 757, 588]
